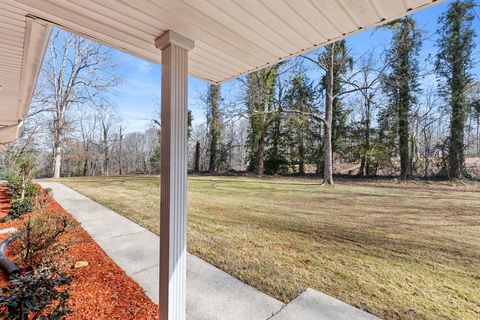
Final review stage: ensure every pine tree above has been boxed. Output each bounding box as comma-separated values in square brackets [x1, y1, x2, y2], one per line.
[435, 0, 476, 179]
[194, 141, 200, 173]
[264, 111, 287, 174]
[283, 73, 316, 175]
[377, 104, 399, 173]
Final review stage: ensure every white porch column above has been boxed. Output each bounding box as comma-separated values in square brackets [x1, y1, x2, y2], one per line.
[155, 31, 194, 320]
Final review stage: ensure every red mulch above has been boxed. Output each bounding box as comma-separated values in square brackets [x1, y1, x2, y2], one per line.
[0, 185, 159, 319]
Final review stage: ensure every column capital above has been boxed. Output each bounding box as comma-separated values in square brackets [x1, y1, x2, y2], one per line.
[155, 30, 194, 51]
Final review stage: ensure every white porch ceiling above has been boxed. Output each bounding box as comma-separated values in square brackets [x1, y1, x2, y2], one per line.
[12, 0, 442, 84]
[1, 0, 444, 143]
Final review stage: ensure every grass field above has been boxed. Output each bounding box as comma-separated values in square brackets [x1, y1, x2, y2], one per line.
[57, 175, 480, 320]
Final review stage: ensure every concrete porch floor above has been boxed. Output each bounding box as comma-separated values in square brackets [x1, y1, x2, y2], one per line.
[40, 181, 381, 320]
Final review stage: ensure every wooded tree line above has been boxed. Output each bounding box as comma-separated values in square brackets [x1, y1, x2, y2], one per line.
[196, 0, 479, 183]
[1, 30, 162, 178]
[1, 0, 479, 183]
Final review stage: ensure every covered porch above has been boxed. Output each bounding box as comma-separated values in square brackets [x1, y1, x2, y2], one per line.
[1, 1, 444, 319]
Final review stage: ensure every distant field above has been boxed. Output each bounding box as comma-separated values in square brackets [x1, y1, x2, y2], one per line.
[57, 175, 480, 320]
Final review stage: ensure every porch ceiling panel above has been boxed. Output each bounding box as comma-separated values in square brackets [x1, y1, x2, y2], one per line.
[0, 124, 21, 144]
[0, 0, 50, 143]
[13, 0, 443, 84]
[0, 1, 24, 126]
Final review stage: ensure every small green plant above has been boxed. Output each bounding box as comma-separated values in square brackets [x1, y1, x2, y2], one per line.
[3, 171, 22, 198]
[8, 198, 35, 220]
[3, 156, 39, 220]
[19, 213, 71, 269]
[0, 267, 73, 320]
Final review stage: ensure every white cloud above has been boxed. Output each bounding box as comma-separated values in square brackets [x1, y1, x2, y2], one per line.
[118, 110, 153, 133]
[137, 60, 153, 73]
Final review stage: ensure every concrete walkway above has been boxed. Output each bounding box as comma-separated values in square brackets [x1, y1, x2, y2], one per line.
[270, 288, 380, 320]
[40, 182, 284, 320]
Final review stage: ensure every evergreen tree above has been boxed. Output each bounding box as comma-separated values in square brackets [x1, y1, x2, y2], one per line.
[207, 84, 221, 172]
[194, 141, 200, 173]
[264, 111, 287, 174]
[435, 0, 476, 179]
[383, 17, 422, 179]
[149, 139, 161, 173]
[246, 66, 279, 175]
[283, 73, 316, 175]
[377, 104, 399, 173]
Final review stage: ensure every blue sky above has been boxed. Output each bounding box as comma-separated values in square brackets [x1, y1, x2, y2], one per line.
[107, 0, 480, 133]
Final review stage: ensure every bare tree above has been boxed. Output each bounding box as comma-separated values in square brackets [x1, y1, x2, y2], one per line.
[118, 125, 124, 175]
[96, 105, 117, 176]
[31, 30, 121, 178]
[302, 42, 374, 184]
[352, 52, 384, 177]
[77, 107, 98, 176]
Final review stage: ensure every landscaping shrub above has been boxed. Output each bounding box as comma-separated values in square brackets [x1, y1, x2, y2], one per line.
[33, 188, 54, 211]
[4, 172, 37, 201]
[3, 156, 39, 220]
[0, 267, 72, 320]
[18, 213, 71, 269]
[8, 187, 54, 221]
[8, 198, 35, 220]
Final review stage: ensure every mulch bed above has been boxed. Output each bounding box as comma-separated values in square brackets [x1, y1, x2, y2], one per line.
[0, 185, 159, 319]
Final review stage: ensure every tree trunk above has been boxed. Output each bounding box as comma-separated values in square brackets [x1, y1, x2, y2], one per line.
[409, 132, 418, 176]
[466, 114, 473, 155]
[476, 118, 479, 156]
[423, 130, 430, 178]
[449, 95, 466, 179]
[299, 134, 305, 175]
[103, 144, 109, 176]
[449, 57, 466, 179]
[53, 112, 65, 178]
[194, 141, 200, 173]
[102, 123, 110, 176]
[359, 91, 372, 177]
[398, 98, 410, 179]
[256, 125, 266, 175]
[323, 44, 335, 185]
[208, 134, 218, 172]
[208, 84, 220, 173]
[53, 144, 62, 178]
[83, 159, 88, 176]
[298, 103, 305, 176]
[323, 123, 333, 184]
[365, 94, 372, 176]
[119, 126, 123, 175]
[82, 146, 89, 176]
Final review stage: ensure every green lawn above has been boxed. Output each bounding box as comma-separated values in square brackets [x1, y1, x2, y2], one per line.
[57, 175, 480, 320]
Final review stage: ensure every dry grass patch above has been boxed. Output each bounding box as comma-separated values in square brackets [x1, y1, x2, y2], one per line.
[58, 175, 480, 320]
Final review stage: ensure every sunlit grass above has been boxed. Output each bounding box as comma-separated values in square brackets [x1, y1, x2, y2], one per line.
[57, 175, 480, 320]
